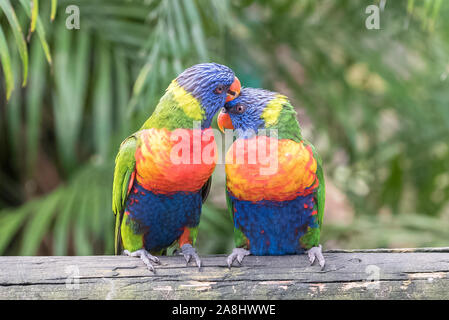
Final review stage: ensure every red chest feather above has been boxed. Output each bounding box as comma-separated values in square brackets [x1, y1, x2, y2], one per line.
[135, 128, 216, 194]
[225, 136, 318, 202]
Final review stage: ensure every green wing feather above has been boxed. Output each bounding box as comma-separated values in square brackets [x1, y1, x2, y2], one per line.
[201, 177, 212, 204]
[112, 135, 138, 255]
[311, 143, 325, 232]
[225, 188, 248, 249]
[300, 140, 325, 249]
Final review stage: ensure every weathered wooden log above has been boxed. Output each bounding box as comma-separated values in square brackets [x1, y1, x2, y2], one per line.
[1, 248, 449, 299]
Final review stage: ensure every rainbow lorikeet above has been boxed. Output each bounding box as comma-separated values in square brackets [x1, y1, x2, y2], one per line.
[217, 87, 325, 269]
[112, 63, 241, 271]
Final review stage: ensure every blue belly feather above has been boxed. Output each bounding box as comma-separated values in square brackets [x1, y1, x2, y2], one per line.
[125, 183, 202, 251]
[229, 193, 318, 255]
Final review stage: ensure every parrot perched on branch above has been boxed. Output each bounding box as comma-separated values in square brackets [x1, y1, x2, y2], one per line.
[217, 87, 325, 269]
[112, 63, 241, 271]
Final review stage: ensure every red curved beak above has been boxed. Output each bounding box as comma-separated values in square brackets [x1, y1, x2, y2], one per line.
[217, 111, 234, 132]
[226, 76, 241, 102]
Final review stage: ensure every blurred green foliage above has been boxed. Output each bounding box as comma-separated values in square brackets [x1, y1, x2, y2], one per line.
[0, 0, 448, 256]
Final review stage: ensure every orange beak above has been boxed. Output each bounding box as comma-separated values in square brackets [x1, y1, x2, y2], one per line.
[217, 111, 234, 132]
[226, 76, 241, 102]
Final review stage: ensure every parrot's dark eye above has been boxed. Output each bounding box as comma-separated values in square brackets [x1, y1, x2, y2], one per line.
[233, 103, 246, 114]
[214, 84, 225, 94]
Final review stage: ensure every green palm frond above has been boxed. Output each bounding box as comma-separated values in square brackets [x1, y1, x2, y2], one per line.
[407, 0, 443, 31]
[0, 24, 13, 100]
[0, 0, 29, 90]
[19, 0, 52, 65]
[0, 0, 55, 99]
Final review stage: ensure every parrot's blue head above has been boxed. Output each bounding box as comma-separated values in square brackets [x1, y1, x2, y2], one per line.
[218, 87, 280, 137]
[176, 63, 241, 128]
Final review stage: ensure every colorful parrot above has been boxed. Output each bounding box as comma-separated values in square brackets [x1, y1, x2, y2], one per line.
[112, 63, 241, 271]
[217, 87, 325, 269]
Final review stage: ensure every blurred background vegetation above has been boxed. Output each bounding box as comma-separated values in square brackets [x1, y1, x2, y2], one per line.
[0, 0, 448, 256]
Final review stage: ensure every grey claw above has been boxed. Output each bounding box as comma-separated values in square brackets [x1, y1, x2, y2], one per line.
[194, 254, 202, 269]
[181, 244, 202, 270]
[227, 248, 250, 268]
[309, 254, 316, 265]
[124, 249, 159, 273]
[307, 244, 325, 270]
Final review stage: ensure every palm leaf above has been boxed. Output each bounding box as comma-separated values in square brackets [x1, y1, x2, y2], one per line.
[51, 0, 58, 21]
[20, 190, 61, 255]
[19, 0, 52, 65]
[25, 39, 46, 175]
[30, 0, 38, 34]
[0, 25, 14, 100]
[0, 0, 28, 86]
[0, 207, 31, 254]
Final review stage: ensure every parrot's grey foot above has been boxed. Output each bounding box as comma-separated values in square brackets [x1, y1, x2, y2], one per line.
[124, 249, 160, 273]
[227, 248, 250, 268]
[181, 244, 202, 270]
[307, 244, 325, 270]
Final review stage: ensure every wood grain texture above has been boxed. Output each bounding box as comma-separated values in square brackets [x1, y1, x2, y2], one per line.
[1, 249, 449, 299]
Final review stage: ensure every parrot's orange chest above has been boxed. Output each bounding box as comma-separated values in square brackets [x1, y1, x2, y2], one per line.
[225, 136, 318, 202]
[135, 128, 217, 194]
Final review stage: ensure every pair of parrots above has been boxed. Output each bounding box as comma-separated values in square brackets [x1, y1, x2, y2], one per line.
[112, 63, 325, 272]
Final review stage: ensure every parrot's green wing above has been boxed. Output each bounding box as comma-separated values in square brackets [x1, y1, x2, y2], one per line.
[312, 145, 325, 231]
[201, 177, 212, 204]
[112, 135, 138, 255]
[226, 188, 249, 249]
[300, 140, 325, 249]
